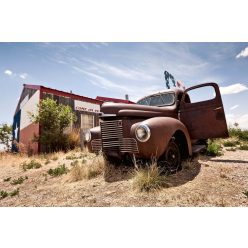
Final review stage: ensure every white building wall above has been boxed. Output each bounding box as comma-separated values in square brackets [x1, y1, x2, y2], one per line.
[20, 90, 40, 130]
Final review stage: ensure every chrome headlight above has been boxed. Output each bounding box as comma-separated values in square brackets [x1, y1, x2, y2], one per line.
[135, 124, 151, 142]
[84, 130, 91, 142]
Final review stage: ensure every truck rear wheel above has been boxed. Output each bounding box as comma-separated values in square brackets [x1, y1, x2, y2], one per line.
[158, 140, 181, 174]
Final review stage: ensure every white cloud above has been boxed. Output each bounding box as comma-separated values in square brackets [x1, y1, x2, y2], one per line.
[19, 73, 28, 79]
[100, 42, 109, 46]
[238, 114, 248, 129]
[84, 59, 158, 81]
[72, 65, 162, 100]
[226, 113, 248, 129]
[236, 47, 248, 58]
[72, 66, 129, 92]
[230, 104, 239, 110]
[4, 69, 12, 76]
[220, 83, 248, 95]
[79, 44, 89, 50]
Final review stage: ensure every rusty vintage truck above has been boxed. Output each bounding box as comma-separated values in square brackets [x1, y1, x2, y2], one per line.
[85, 83, 228, 172]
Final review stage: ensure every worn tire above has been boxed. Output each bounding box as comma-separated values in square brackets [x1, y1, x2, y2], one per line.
[158, 139, 182, 174]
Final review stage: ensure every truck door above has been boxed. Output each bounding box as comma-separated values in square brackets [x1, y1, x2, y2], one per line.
[179, 83, 228, 140]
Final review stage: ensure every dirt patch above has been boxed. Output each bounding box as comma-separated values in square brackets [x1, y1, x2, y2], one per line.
[0, 150, 248, 206]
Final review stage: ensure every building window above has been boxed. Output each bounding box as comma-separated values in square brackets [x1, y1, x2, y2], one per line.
[81, 113, 94, 132]
[43, 93, 53, 99]
[59, 96, 70, 106]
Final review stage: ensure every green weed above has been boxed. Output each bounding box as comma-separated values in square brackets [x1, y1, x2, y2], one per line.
[0, 190, 8, 199]
[3, 177, 11, 182]
[22, 160, 42, 171]
[47, 164, 69, 177]
[206, 140, 223, 156]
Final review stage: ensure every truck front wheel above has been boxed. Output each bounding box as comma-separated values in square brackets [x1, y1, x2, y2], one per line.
[158, 140, 181, 174]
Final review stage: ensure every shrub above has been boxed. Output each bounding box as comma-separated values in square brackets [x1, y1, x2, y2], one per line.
[223, 140, 239, 147]
[0, 123, 12, 151]
[10, 188, 19, 197]
[22, 160, 42, 171]
[132, 162, 169, 192]
[48, 164, 69, 177]
[240, 144, 248, 150]
[0, 190, 8, 199]
[3, 177, 11, 182]
[229, 128, 248, 141]
[11, 176, 25, 185]
[29, 98, 77, 152]
[206, 140, 222, 156]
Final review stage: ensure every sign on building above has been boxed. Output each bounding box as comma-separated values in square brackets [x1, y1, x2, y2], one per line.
[74, 100, 100, 113]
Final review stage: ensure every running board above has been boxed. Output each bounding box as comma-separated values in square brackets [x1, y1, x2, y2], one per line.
[192, 144, 206, 154]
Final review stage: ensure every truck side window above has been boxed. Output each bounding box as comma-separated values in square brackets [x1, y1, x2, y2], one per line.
[186, 86, 216, 103]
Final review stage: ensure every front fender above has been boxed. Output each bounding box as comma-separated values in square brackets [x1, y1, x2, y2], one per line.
[130, 117, 192, 159]
[87, 126, 101, 153]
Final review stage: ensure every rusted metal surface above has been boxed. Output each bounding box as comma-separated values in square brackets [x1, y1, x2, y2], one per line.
[86, 82, 228, 162]
[180, 83, 228, 139]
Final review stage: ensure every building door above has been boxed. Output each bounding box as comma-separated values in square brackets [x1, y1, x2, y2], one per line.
[81, 113, 94, 132]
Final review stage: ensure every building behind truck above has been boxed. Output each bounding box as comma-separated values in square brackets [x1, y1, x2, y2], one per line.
[12, 84, 133, 154]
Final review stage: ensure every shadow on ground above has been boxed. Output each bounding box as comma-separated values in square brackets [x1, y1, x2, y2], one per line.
[165, 160, 201, 188]
[104, 164, 134, 182]
[210, 159, 248, 164]
[104, 159, 202, 187]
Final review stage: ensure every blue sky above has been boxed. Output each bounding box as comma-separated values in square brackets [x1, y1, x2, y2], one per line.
[0, 42, 248, 128]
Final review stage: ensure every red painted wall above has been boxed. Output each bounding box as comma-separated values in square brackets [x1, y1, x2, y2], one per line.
[19, 123, 39, 154]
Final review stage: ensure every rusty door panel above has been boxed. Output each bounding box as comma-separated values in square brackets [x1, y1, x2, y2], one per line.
[179, 83, 228, 139]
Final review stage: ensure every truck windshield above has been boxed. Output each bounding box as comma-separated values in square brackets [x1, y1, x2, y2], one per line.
[137, 93, 175, 106]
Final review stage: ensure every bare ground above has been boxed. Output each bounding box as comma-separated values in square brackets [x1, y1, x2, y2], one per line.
[0, 149, 248, 207]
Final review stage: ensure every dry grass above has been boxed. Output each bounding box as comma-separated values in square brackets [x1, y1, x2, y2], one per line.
[132, 162, 169, 192]
[67, 129, 81, 149]
[240, 144, 248, 150]
[0, 149, 248, 206]
[223, 139, 240, 147]
[68, 154, 104, 182]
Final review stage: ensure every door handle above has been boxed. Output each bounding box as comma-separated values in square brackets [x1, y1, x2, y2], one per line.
[213, 107, 222, 111]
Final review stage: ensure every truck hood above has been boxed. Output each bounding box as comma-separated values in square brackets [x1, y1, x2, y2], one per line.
[100, 102, 177, 118]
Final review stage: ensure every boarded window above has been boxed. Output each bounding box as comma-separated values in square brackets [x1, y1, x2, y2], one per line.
[81, 113, 94, 132]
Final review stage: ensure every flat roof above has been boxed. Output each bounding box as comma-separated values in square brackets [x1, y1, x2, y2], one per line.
[24, 84, 102, 105]
[96, 96, 134, 104]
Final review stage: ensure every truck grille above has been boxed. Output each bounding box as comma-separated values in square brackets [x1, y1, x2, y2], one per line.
[100, 120, 138, 153]
[91, 139, 102, 153]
